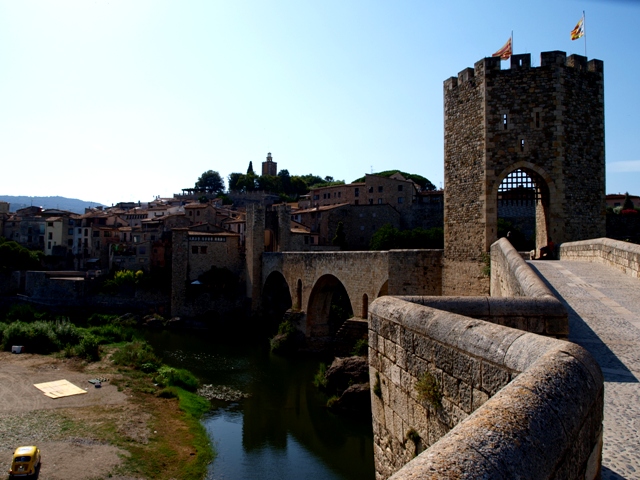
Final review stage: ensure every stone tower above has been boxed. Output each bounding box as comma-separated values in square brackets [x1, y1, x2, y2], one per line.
[262, 152, 277, 176]
[443, 51, 605, 295]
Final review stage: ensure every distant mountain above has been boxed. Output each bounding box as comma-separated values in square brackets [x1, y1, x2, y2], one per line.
[0, 196, 106, 214]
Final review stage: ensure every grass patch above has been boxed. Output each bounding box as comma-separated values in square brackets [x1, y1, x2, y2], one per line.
[415, 370, 442, 409]
[312, 363, 328, 389]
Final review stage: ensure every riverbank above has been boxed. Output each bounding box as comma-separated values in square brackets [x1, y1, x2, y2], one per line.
[0, 350, 213, 480]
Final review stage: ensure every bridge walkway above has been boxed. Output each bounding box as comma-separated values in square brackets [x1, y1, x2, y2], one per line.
[529, 260, 640, 480]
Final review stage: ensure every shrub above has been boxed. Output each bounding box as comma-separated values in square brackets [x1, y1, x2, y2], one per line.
[2, 321, 60, 353]
[157, 387, 178, 399]
[313, 363, 328, 389]
[87, 313, 121, 326]
[415, 371, 442, 409]
[111, 341, 161, 369]
[154, 366, 199, 392]
[351, 338, 368, 357]
[76, 333, 101, 361]
[326, 395, 339, 409]
[53, 319, 82, 347]
[87, 324, 137, 344]
[5, 304, 48, 323]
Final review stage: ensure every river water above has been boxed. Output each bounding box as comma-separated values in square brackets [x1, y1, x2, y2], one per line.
[144, 329, 375, 480]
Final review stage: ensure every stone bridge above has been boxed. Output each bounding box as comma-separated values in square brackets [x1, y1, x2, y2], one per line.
[260, 250, 442, 338]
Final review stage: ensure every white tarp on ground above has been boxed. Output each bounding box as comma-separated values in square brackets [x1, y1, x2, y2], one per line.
[33, 379, 87, 399]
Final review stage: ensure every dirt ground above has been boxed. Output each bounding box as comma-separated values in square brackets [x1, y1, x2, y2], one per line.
[0, 352, 143, 480]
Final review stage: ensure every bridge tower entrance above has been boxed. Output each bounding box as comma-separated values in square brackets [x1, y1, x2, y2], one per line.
[442, 51, 605, 295]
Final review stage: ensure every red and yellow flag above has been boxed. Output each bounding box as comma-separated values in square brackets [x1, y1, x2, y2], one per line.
[571, 16, 584, 40]
[493, 37, 512, 60]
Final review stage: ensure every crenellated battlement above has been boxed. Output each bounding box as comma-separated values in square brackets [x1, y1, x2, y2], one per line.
[445, 50, 603, 91]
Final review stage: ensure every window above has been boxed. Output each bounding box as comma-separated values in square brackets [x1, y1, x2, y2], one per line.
[68, 228, 74, 235]
[189, 211, 193, 216]
[378, 198, 383, 204]
[84, 229, 88, 237]
[310, 237, 314, 244]
[535, 111, 540, 128]
[104, 231, 111, 237]
[369, 199, 373, 205]
[139, 247, 146, 255]
[378, 186, 383, 193]
[196, 210, 200, 216]
[503, 113, 508, 130]
[191, 246, 198, 254]
[520, 139, 525, 152]
[368, 187, 373, 193]
[313, 194, 319, 200]
[47, 241, 51, 249]
[47, 222, 53, 227]
[200, 246, 207, 254]
[398, 185, 403, 192]
[68, 239, 73, 247]
[355, 200, 359, 205]
[355, 188, 359, 197]
[338, 192, 341, 198]
[398, 197, 404, 204]
[48, 232, 52, 240]
[93, 231, 99, 237]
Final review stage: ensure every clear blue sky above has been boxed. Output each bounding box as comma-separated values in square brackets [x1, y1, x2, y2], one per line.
[1, 0, 638, 206]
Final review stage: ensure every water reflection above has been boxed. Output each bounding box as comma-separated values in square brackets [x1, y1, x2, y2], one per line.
[144, 330, 374, 480]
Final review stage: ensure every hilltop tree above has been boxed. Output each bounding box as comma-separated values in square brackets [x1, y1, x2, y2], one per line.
[247, 161, 255, 175]
[623, 192, 635, 210]
[195, 170, 224, 194]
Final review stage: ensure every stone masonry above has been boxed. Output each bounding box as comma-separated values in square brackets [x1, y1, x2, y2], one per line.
[443, 51, 605, 295]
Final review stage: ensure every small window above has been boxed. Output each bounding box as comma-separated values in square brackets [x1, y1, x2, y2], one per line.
[369, 199, 373, 205]
[139, 247, 146, 255]
[520, 139, 525, 152]
[196, 210, 200, 216]
[398, 185, 403, 192]
[48, 232, 52, 240]
[310, 237, 314, 244]
[368, 187, 373, 193]
[191, 246, 198, 254]
[338, 192, 341, 198]
[535, 111, 540, 128]
[398, 197, 404, 204]
[93, 231, 100, 237]
[47, 222, 53, 227]
[355, 188, 359, 197]
[355, 200, 359, 205]
[47, 241, 51, 249]
[68, 228, 74, 235]
[200, 246, 207, 254]
[378, 198, 383, 204]
[378, 186, 383, 193]
[503, 113, 508, 130]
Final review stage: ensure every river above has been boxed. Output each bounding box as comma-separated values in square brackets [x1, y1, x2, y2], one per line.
[144, 329, 375, 480]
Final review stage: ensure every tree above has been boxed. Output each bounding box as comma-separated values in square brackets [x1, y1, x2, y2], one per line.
[195, 170, 224, 194]
[228, 172, 243, 192]
[623, 192, 635, 210]
[247, 161, 255, 175]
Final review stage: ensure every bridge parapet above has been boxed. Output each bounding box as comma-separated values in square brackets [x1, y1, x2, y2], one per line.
[559, 237, 640, 279]
[370, 296, 603, 480]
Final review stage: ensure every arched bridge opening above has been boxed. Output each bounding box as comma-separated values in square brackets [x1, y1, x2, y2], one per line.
[262, 271, 292, 335]
[306, 274, 353, 339]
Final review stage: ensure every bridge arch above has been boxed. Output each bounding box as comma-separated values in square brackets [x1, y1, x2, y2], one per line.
[306, 274, 353, 338]
[262, 270, 292, 332]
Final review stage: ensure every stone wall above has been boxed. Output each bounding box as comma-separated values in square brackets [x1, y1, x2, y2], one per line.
[171, 228, 245, 317]
[559, 237, 640, 279]
[262, 249, 443, 337]
[443, 51, 605, 296]
[397, 295, 567, 338]
[369, 295, 603, 480]
[490, 237, 555, 298]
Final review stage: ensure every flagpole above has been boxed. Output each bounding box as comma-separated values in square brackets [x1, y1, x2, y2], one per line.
[583, 11, 587, 57]
[511, 31, 514, 56]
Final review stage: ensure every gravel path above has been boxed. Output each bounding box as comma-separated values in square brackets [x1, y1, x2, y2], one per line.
[0, 353, 132, 480]
[530, 260, 640, 480]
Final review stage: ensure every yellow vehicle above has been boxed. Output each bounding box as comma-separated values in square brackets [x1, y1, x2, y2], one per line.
[8, 446, 41, 478]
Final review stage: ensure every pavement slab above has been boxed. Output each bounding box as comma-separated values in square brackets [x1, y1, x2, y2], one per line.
[529, 260, 640, 480]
